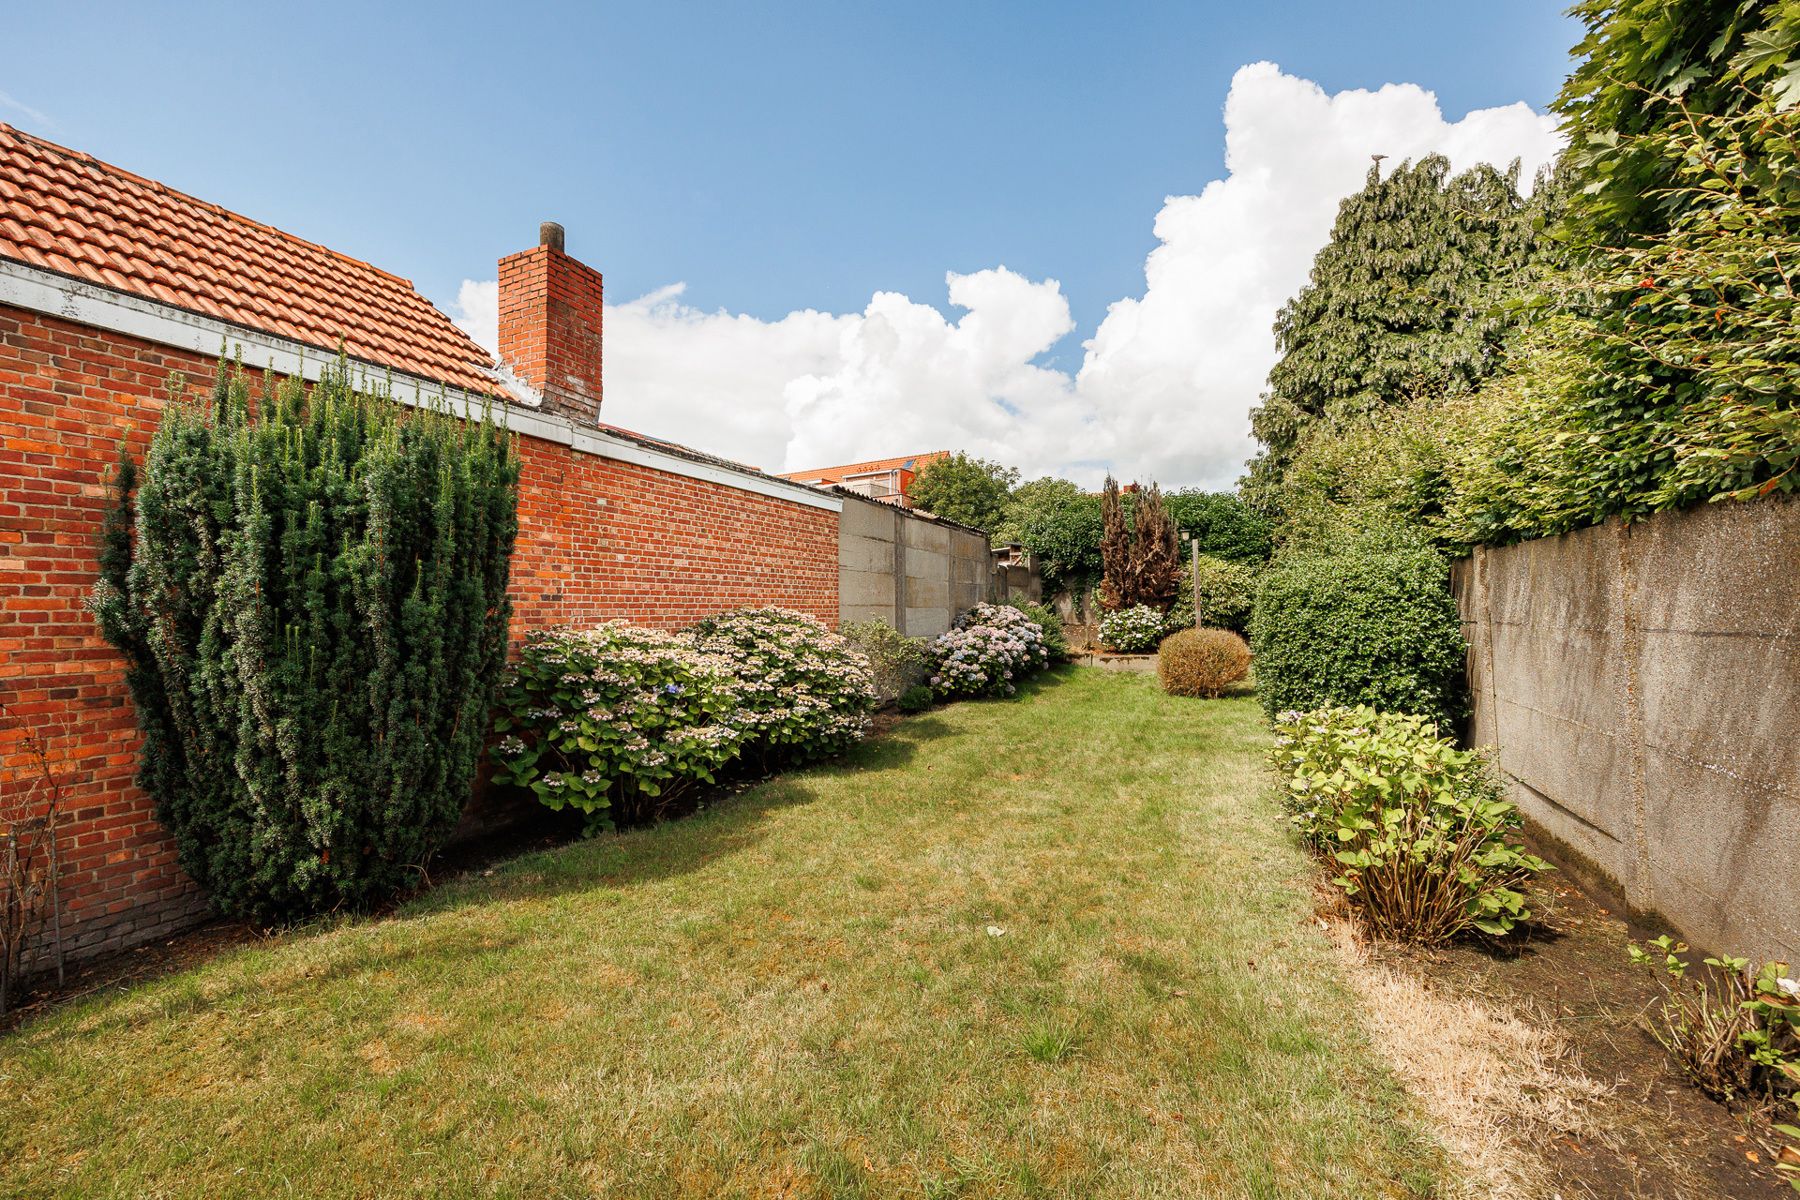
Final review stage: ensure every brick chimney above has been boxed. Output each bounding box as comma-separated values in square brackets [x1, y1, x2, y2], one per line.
[497, 221, 603, 424]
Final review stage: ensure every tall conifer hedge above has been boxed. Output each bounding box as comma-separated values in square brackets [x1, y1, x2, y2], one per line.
[92, 360, 521, 921]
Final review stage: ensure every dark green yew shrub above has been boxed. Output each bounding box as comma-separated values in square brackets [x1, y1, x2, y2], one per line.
[897, 685, 935, 714]
[91, 360, 520, 922]
[1249, 529, 1467, 732]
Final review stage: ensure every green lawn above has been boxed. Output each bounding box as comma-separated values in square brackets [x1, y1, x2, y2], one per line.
[0, 668, 1446, 1199]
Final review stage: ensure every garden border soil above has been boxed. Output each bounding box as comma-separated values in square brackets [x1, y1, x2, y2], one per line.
[1369, 843, 1796, 1199]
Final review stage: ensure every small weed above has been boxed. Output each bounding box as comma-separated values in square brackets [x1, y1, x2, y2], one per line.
[1021, 1018, 1081, 1064]
[800, 1140, 868, 1198]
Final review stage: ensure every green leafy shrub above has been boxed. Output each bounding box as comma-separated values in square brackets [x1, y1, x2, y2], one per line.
[897, 685, 935, 714]
[1164, 490, 1273, 563]
[1271, 706, 1549, 942]
[1098, 605, 1164, 654]
[1191, 553, 1257, 635]
[688, 607, 876, 768]
[1009, 601, 1068, 660]
[840, 617, 928, 702]
[1161, 571, 1196, 638]
[928, 603, 1049, 699]
[91, 361, 519, 921]
[1627, 935, 1800, 1105]
[1250, 529, 1467, 732]
[492, 623, 745, 831]
[994, 478, 1102, 594]
[1157, 629, 1250, 698]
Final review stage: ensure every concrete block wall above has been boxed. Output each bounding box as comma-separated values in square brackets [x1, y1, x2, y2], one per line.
[1454, 497, 1800, 962]
[837, 492, 995, 638]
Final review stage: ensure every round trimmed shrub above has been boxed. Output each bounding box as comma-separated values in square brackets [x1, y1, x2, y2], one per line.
[1098, 604, 1164, 653]
[1249, 529, 1467, 730]
[1158, 628, 1251, 698]
[897, 684, 935, 713]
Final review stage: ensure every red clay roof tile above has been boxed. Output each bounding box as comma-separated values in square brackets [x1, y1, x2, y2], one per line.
[0, 123, 496, 395]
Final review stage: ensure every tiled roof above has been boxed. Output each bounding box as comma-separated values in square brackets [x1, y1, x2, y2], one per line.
[596, 421, 772, 478]
[778, 451, 948, 484]
[0, 123, 495, 394]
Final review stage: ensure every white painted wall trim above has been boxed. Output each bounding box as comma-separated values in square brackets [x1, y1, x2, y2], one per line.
[0, 258, 841, 513]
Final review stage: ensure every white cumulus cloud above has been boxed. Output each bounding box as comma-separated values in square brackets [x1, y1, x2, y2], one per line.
[448, 62, 1564, 488]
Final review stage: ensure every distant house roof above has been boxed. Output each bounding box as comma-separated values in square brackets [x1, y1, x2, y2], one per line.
[778, 451, 949, 485]
[0, 123, 495, 394]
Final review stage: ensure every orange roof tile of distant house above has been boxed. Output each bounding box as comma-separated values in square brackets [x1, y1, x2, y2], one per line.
[778, 451, 949, 485]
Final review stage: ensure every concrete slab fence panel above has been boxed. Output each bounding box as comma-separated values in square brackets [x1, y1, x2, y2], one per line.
[834, 492, 1001, 638]
[1455, 496, 1800, 962]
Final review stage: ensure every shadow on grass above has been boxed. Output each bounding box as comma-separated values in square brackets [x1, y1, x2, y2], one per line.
[45, 918, 534, 1041]
[402, 707, 962, 917]
[4, 711, 968, 1039]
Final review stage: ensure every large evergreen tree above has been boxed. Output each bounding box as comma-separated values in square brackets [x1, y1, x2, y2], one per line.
[1244, 156, 1558, 509]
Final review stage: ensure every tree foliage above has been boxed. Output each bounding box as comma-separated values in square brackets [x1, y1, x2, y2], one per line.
[91, 361, 520, 922]
[907, 452, 1019, 531]
[994, 477, 1103, 592]
[1164, 490, 1273, 563]
[1263, 8, 1800, 549]
[1556, 0, 1800, 245]
[1244, 156, 1560, 508]
[1285, 87, 1800, 549]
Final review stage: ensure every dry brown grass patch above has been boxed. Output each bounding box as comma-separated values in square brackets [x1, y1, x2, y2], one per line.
[1322, 908, 1613, 1199]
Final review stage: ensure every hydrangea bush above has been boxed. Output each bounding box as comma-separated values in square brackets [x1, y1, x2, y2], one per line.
[1271, 705, 1549, 943]
[1099, 604, 1165, 653]
[492, 623, 746, 831]
[687, 607, 877, 769]
[928, 603, 1050, 699]
[1009, 601, 1069, 660]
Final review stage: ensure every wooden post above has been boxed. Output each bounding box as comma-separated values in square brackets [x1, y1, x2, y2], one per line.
[1191, 539, 1200, 628]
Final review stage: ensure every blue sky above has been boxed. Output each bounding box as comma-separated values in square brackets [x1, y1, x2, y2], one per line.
[4, 1, 1579, 484]
[7, 1, 1574, 333]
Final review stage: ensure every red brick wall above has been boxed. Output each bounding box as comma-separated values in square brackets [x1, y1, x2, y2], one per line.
[512, 445, 837, 631]
[0, 302, 838, 963]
